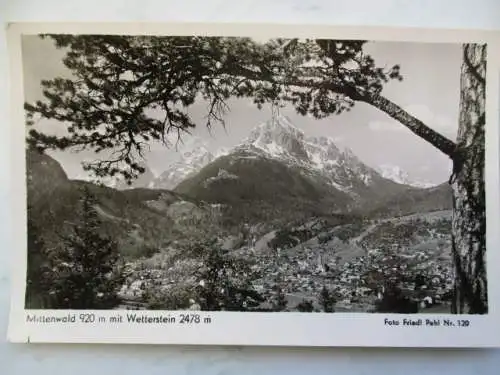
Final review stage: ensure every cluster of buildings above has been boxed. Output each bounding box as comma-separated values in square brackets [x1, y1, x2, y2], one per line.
[118, 257, 198, 303]
[117, 215, 455, 313]
[249, 221, 454, 311]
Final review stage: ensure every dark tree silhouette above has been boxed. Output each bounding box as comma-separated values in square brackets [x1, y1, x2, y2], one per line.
[24, 36, 404, 182]
[270, 284, 288, 312]
[296, 299, 315, 312]
[192, 239, 264, 311]
[141, 286, 192, 310]
[414, 274, 427, 290]
[375, 284, 419, 314]
[25, 209, 53, 309]
[318, 285, 336, 312]
[24, 35, 487, 313]
[48, 185, 125, 309]
[25, 35, 284, 182]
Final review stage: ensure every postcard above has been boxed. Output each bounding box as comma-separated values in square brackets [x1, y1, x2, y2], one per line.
[5, 22, 500, 347]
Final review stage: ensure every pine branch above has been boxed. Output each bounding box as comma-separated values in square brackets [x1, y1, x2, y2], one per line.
[228, 64, 457, 158]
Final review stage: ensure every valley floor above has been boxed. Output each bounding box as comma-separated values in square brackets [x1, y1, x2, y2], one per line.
[118, 210, 454, 313]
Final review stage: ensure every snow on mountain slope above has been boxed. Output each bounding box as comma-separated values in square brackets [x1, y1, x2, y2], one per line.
[154, 115, 431, 195]
[72, 172, 124, 189]
[377, 164, 436, 188]
[245, 115, 310, 161]
[72, 161, 156, 190]
[235, 115, 380, 193]
[150, 140, 229, 190]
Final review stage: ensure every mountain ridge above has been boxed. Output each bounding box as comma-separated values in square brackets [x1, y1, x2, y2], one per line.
[66, 115, 446, 196]
[174, 115, 446, 218]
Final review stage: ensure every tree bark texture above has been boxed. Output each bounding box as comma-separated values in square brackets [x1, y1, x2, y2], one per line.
[364, 93, 457, 157]
[451, 43, 487, 314]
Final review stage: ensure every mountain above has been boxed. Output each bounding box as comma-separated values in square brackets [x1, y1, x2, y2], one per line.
[26, 148, 207, 259]
[174, 117, 365, 222]
[242, 116, 384, 195]
[151, 116, 444, 208]
[175, 149, 355, 227]
[27, 113, 453, 259]
[27, 120, 455, 312]
[27, 149, 70, 192]
[377, 164, 436, 188]
[174, 115, 425, 223]
[234, 115, 426, 205]
[72, 160, 156, 190]
[366, 182, 453, 218]
[152, 116, 397, 198]
[150, 140, 229, 190]
[116, 164, 156, 190]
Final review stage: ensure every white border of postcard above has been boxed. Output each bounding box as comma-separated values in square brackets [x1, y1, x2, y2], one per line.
[6, 22, 500, 347]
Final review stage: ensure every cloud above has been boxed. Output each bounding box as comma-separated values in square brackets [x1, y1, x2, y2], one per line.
[368, 104, 457, 138]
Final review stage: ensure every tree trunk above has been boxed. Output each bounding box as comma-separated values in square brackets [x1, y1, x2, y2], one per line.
[450, 43, 487, 314]
[364, 93, 457, 157]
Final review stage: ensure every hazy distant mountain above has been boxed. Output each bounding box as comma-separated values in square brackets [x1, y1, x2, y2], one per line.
[376, 164, 436, 188]
[117, 165, 156, 190]
[150, 140, 229, 190]
[72, 160, 157, 190]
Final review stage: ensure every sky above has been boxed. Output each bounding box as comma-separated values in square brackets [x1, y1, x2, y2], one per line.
[21, 35, 463, 185]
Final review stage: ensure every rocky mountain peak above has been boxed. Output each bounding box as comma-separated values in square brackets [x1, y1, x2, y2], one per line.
[244, 115, 309, 161]
[150, 139, 230, 190]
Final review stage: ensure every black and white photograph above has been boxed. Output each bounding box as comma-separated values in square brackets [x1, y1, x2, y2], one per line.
[21, 32, 489, 314]
[6, 23, 500, 347]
